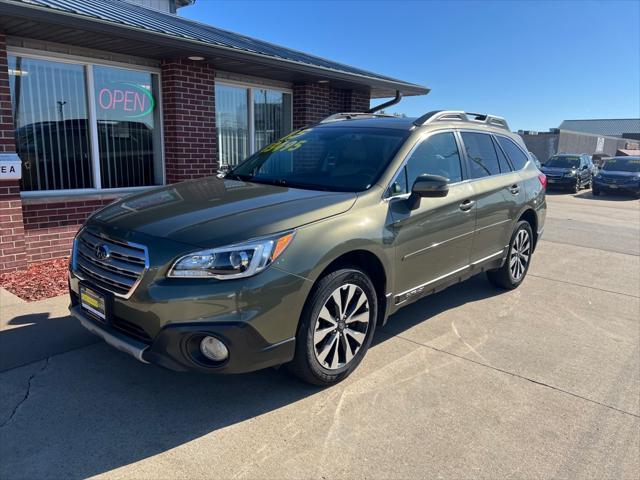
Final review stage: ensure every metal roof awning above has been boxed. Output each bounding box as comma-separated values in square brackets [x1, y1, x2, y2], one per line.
[0, 0, 430, 98]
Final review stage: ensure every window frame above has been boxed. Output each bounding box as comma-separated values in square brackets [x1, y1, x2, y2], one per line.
[215, 79, 293, 167]
[8, 47, 165, 198]
[383, 129, 468, 201]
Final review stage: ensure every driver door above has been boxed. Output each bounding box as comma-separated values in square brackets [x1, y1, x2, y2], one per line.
[388, 131, 476, 299]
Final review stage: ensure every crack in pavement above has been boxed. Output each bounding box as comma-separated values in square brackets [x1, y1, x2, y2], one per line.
[527, 273, 640, 299]
[0, 357, 51, 429]
[378, 329, 640, 420]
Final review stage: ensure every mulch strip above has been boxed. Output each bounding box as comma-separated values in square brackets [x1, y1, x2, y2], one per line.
[1, 258, 70, 302]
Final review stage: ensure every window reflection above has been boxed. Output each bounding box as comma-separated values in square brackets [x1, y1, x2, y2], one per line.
[9, 56, 93, 191]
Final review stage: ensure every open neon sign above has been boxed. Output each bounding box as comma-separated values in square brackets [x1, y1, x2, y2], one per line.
[98, 82, 155, 118]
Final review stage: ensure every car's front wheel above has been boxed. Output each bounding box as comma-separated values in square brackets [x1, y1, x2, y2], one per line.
[573, 179, 581, 193]
[487, 220, 533, 290]
[288, 268, 377, 386]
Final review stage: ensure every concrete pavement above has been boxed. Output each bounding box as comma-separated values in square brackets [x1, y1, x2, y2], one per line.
[0, 191, 638, 479]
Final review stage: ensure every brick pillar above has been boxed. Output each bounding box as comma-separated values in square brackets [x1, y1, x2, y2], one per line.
[293, 83, 371, 129]
[0, 31, 27, 273]
[161, 59, 217, 183]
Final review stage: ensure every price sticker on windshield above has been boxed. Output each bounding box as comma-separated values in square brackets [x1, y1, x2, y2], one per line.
[260, 129, 310, 153]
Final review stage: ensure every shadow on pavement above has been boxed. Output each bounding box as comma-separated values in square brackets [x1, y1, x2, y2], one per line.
[0, 275, 503, 479]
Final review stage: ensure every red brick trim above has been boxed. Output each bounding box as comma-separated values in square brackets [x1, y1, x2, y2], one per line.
[22, 198, 115, 263]
[161, 59, 217, 183]
[0, 181, 26, 272]
[0, 32, 14, 154]
[293, 83, 371, 129]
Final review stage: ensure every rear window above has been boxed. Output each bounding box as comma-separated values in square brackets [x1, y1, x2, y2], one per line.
[496, 136, 530, 170]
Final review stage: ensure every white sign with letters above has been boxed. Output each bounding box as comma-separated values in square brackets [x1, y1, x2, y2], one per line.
[0, 153, 21, 180]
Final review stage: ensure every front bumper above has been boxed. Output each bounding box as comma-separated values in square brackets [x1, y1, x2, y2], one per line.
[593, 178, 640, 194]
[545, 176, 577, 188]
[70, 304, 296, 373]
[69, 224, 311, 373]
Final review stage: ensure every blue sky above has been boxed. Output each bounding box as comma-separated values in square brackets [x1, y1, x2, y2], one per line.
[182, 0, 640, 131]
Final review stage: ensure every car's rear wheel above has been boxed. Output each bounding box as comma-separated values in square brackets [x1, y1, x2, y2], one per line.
[287, 268, 377, 386]
[487, 220, 533, 290]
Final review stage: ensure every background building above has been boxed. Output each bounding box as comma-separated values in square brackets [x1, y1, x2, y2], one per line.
[0, 0, 427, 273]
[519, 118, 640, 164]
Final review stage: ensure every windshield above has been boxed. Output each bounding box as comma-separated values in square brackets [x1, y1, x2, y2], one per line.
[545, 156, 580, 168]
[228, 127, 409, 192]
[602, 158, 640, 172]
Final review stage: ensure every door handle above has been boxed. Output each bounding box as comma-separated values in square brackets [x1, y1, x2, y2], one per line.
[509, 184, 520, 194]
[459, 199, 475, 211]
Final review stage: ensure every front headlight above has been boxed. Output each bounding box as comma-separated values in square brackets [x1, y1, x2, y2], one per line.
[565, 170, 576, 177]
[168, 231, 295, 279]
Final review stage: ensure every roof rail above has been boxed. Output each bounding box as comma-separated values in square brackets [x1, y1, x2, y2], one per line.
[413, 110, 510, 130]
[319, 112, 396, 124]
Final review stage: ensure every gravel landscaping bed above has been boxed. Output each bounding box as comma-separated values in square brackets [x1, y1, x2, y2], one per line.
[1, 258, 69, 302]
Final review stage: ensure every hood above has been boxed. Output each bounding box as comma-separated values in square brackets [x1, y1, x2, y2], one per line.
[541, 166, 575, 174]
[91, 177, 357, 248]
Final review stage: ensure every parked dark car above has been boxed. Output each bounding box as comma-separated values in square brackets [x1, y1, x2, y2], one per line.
[592, 156, 640, 197]
[541, 154, 592, 193]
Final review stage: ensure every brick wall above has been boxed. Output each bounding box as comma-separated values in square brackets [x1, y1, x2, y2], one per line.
[293, 83, 370, 129]
[0, 31, 26, 273]
[161, 59, 217, 183]
[0, 182, 26, 272]
[0, 32, 14, 153]
[21, 198, 116, 264]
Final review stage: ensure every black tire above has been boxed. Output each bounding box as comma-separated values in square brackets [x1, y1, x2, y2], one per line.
[487, 220, 533, 290]
[287, 268, 377, 386]
[573, 180, 581, 193]
[592, 187, 600, 196]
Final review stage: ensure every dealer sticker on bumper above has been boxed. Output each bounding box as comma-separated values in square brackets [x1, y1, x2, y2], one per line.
[80, 285, 106, 320]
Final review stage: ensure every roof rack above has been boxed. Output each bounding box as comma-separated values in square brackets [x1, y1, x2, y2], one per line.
[319, 112, 396, 124]
[413, 110, 510, 131]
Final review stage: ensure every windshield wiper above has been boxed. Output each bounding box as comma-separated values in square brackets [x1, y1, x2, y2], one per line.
[225, 172, 253, 181]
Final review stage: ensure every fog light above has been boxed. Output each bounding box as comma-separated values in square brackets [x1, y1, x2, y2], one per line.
[199, 336, 229, 362]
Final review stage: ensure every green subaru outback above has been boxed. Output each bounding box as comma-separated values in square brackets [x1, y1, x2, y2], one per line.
[69, 110, 546, 385]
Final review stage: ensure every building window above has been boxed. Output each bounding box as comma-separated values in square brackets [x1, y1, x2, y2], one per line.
[9, 56, 92, 191]
[215, 83, 292, 168]
[93, 66, 162, 188]
[8, 54, 162, 193]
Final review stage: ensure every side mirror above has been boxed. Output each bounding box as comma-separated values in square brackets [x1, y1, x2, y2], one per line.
[412, 174, 449, 197]
[407, 174, 449, 209]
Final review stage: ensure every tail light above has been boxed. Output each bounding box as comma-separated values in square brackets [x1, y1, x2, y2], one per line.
[538, 173, 547, 189]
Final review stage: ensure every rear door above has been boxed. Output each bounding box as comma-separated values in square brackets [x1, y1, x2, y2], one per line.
[461, 131, 523, 264]
[389, 131, 476, 298]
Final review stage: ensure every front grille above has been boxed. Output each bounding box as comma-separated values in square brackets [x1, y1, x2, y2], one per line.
[74, 229, 148, 297]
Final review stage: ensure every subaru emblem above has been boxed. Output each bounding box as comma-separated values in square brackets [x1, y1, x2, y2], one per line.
[95, 244, 110, 261]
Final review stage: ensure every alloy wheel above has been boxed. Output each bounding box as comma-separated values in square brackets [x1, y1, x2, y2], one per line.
[313, 283, 370, 370]
[509, 229, 531, 281]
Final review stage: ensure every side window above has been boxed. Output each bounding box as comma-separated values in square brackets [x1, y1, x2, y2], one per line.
[387, 132, 463, 196]
[496, 136, 530, 171]
[406, 132, 463, 185]
[492, 136, 513, 172]
[387, 168, 408, 196]
[461, 132, 502, 178]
